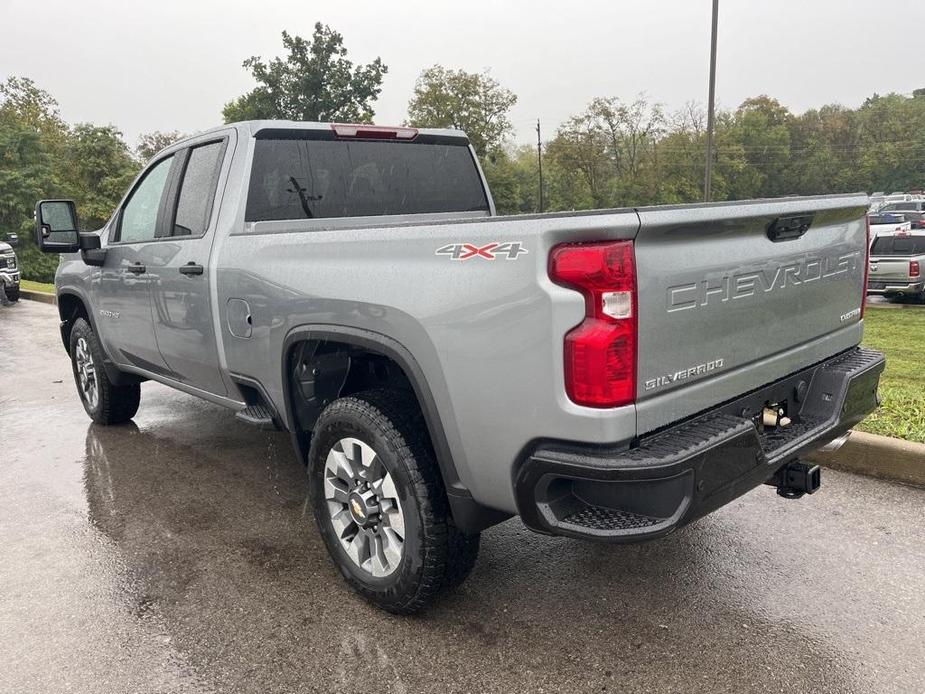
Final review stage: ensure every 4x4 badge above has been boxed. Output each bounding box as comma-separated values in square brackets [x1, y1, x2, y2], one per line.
[435, 242, 528, 261]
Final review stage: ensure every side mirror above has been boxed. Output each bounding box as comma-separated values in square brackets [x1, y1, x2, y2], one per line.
[5, 233, 19, 248]
[35, 199, 80, 253]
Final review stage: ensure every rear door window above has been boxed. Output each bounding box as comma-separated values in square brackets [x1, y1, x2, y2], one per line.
[245, 135, 489, 222]
[172, 141, 225, 237]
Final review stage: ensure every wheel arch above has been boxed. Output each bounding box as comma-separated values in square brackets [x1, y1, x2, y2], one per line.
[57, 290, 92, 354]
[57, 289, 144, 386]
[281, 325, 509, 534]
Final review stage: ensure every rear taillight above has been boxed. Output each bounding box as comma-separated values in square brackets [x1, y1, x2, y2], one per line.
[862, 216, 871, 319]
[548, 241, 637, 408]
[911, 260, 921, 278]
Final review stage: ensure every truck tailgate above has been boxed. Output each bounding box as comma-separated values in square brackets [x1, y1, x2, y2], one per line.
[633, 195, 868, 435]
[868, 256, 913, 281]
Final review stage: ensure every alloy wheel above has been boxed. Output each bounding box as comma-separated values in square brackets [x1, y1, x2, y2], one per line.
[75, 336, 99, 410]
[323, 437, 406, 578]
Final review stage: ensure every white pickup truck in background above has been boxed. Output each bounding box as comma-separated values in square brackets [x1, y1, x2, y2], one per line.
[867, 227, 925, 301]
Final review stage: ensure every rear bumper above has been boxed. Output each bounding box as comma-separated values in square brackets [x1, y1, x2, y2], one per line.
[867, 280, 923, 295]
[515, 347, 885, 542]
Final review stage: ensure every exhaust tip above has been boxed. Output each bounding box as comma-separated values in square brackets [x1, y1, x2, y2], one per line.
[819, 432, 852, 453]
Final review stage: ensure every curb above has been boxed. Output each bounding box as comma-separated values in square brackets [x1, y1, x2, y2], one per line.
[808, 431, 925, 488]
[20, 289, 56, 305]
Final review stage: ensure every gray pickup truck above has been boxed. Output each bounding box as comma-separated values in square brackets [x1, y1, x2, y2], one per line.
[35, 120, 884, 613]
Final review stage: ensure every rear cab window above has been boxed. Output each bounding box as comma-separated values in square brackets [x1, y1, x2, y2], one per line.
[245, 129, 489, 223]
[870, 236, 925, 255]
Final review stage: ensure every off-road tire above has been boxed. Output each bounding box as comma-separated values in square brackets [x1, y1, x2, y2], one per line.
[69, 318, 140, 424]
[6, 286, 19, 302]
[308, 389, 480, 614]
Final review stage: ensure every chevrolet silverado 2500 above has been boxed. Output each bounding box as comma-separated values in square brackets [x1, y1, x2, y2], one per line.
[35, 121, 884, 613]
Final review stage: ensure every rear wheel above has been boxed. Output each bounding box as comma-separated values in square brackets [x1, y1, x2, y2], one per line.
[69, 318, 140, 424]
[308, 389, 479, 614]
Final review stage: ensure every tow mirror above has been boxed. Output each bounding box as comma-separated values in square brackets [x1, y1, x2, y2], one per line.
[35, 199, 80, 253]
[5, 233, 19, 248]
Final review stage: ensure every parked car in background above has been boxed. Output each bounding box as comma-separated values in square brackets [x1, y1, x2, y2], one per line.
[0, 233, 21, 303]
[880, 200, 925, 214]
[868, 194, 886, 212]
[879, 193, 917, 210]
[867, 229, 925, 302]
[868, 213, 912, 246]
[898, 211, 925, 229]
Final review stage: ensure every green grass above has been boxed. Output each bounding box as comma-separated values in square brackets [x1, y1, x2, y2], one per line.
[855, 307, 925, 443]
[20, 279, 55, 294]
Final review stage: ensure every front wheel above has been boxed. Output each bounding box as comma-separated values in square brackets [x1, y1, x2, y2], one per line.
[5, 286, 19, 302]
[308, 389, 479, 614]
[69, 318, 140, 424]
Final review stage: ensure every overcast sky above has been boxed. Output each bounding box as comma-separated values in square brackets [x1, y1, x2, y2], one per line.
[2, 0, 923, 148]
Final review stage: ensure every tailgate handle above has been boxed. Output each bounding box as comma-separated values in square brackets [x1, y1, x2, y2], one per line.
[767, 214, 813, 242]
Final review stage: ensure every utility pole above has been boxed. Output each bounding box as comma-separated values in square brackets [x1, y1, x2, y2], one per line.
[536, 118, 545, 213]
[704, 0, 719, 201]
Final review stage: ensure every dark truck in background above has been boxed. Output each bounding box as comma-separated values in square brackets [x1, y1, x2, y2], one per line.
[34, 120, 884, 613]
[0, 233, 21, 302]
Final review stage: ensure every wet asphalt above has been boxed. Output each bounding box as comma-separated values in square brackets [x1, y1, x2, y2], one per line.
[1, 300, 924, 694]
[866, 295, 925, 309]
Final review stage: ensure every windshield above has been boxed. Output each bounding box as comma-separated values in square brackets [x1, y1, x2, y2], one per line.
[246, 134, 489, 222]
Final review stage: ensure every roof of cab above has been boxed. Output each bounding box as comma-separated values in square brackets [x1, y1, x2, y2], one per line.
[235, 120, 467, 140]
[150, 120, 470, 162]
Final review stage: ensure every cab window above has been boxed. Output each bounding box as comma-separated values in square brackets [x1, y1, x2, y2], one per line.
[171, 142, 225, 237]
[118, 156, 174, 243]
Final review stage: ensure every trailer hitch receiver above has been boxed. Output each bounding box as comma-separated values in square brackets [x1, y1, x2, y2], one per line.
[767, 460, 821, 500]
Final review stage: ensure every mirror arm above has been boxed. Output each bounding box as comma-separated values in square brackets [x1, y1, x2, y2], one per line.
[78, 232, 106, 267]
[78, 232, 101, 250]
[81, 248, 107, 267]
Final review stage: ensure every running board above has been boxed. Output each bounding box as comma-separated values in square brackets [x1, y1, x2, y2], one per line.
[230, 374, 281, 431]
[235, 403, 278, 430]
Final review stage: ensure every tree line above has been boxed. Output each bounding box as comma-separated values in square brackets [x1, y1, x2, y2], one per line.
[2, 22, 925, 281]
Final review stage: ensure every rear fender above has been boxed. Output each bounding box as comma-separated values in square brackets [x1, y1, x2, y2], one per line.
[281, 324, 509, 533]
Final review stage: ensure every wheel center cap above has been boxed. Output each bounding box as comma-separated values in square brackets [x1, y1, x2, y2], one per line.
[348, 491, 378, 527]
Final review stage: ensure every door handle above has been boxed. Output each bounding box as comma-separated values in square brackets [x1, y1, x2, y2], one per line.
[179, 262, 204, 276]
[125, 262, 146, 274]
